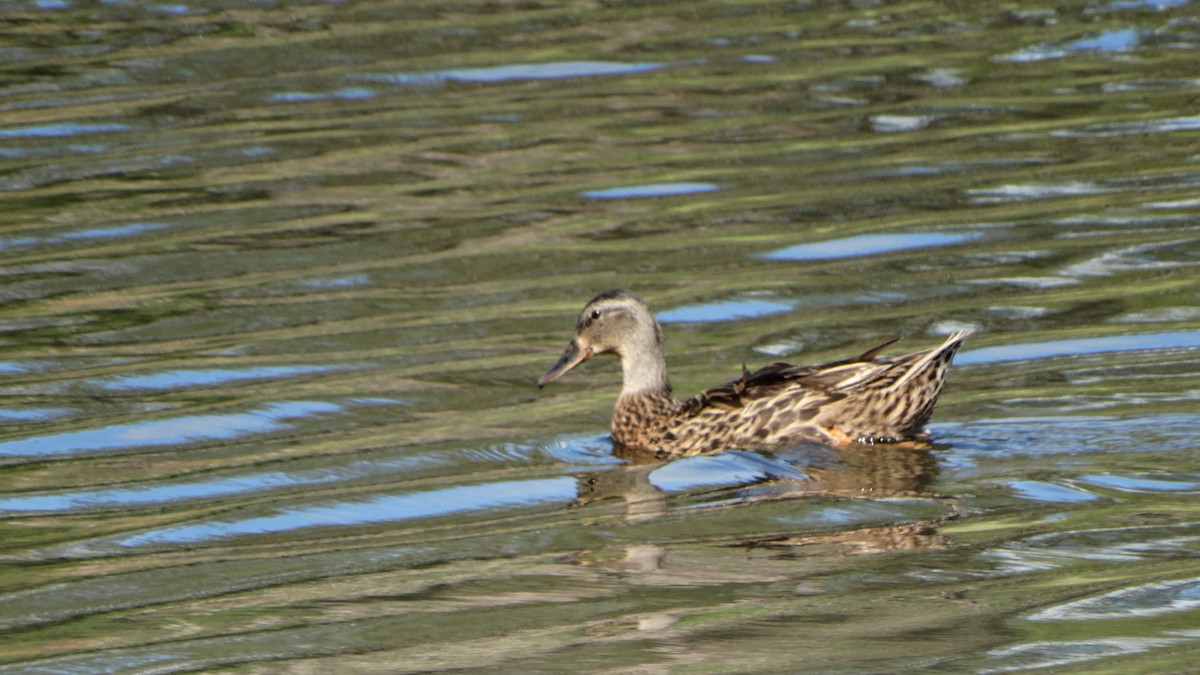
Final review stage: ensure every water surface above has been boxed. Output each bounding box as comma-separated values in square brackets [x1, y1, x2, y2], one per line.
[1, 0, 1199, 672]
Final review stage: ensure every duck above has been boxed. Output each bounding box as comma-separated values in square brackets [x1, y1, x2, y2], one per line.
[538, 290, 968, 458]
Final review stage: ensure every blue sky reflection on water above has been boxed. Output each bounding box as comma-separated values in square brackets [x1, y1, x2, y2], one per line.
[581, 182, 719, 199]
[0, 408, 71, 422]
[0, 455, 448, 515]
[1007, 480, 1100, 503]
[275, 61, 669, 103]
[361, 60, 666, 86]
[1079, 474, 1199, 492]
[115, 477, 577, 548]
[657, 298, 793, 323]
[95, 365, 340, 391]
[648, 452, 782, 492]
[1060, 28, 1142, 56]
[0, 401, 341, 457]
[957, 331, 1200, 365]
[0, 122, 132, 139]
[761, 231, 981, 261]
[1109, 0, 1191, 7]
[998, 27, 1144, 62]
[0, 223, 166, 251]
[1026, 577, 1200, 622]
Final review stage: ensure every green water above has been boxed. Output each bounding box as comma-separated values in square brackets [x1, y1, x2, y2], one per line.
[1, 0, 1199, 672]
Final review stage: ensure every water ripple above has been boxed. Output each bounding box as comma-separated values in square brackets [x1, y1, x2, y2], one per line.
[957, 331, 1200, 365]
[984, 637, 1182, 673]
[93, 365, 342, 392]
[870, 114, 937, 133]
[113, 477, 577, 548]
[1029, 577, 1200, 621]
[648, 451, 798, 492]
[967, 181, 1108, 203]
[0, 455, 445, 515]
[1080, 473, 1199, 492]
[1007, 480, 1099, 503]
[581, 182, 719, 199]
[937, 414, 1200, 458]
[1107, 0, 1191, 9]
[657, 297, 793, 323]
[761, 231, 982, 261]
[359, 60, 666, 86]
[269, 87, 377, 103]
[997, 28, 1142, 62]
[0, 408, 72, 422]
[0, 436, 587, 516]
[1058, 239, 1200, 278]
[0, 401, 342, 458]
[981, 523, 1200, 576]
[0, 122, 131, 139]
[1053, 115, 1200, 138]
[0, 222, 166, 251]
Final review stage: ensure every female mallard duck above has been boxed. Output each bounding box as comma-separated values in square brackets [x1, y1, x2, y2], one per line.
[539, 290, 968, 458]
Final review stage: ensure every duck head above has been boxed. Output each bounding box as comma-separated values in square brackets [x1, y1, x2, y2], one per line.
[538, 290, 668, 394]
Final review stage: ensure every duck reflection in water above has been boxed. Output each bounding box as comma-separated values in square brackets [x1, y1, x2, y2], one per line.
[577, 439, 941, 511]
[572, 438, 954, 563]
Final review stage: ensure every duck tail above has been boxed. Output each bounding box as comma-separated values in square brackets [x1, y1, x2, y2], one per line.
[888, 330, 971, 391]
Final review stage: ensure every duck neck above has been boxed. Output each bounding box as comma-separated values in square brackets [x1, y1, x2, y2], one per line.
[617, 338, 672, 399]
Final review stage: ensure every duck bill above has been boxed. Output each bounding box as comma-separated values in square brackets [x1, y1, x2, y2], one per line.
[538, 339, 593, 388]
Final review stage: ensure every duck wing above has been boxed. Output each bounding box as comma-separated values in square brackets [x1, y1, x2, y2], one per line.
[685, 338, 903, 412]
[667, 333, 967, 450]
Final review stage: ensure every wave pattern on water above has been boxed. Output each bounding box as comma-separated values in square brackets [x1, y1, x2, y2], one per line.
[1, 0, 1199, 672]
[0, 401, 342, 458]
[114, 477, 579, 548]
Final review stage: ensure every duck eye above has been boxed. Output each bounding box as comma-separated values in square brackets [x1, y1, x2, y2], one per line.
[590, 309, 602, 320]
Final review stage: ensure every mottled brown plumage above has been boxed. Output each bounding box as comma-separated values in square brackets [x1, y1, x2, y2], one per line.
[539, 290, 968, 458]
